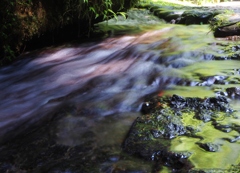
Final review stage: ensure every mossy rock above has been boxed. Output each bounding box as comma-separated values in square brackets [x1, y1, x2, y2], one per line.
[209, 13, 240, 37]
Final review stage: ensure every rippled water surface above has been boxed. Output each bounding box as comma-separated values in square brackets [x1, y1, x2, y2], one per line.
[1, 22, 240, 172]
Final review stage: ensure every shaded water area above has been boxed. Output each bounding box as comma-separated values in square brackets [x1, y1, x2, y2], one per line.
[1, 14, 240, 172]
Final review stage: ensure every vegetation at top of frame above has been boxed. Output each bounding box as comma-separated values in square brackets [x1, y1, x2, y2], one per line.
[0, 0, 139, 65]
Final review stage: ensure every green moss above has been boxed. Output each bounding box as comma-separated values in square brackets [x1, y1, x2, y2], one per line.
[209, 10, 235, 31]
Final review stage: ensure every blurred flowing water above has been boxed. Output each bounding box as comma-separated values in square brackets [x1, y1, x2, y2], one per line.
[1, 21, 240, 172]
[0, 25, 216, 142]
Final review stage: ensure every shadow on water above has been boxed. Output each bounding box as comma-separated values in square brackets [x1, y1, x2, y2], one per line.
[1, 20, 240, 172]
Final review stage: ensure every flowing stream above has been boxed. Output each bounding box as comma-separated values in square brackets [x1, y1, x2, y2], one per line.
[1, 15, 240, 172]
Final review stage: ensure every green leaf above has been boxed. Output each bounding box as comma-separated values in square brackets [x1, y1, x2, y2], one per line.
[107, 9, 115, 14]
[89, 7, 96, 13]
[103, 14, 108, 20]
[117, 12, 127, 19]
[95, 13, 99, 19]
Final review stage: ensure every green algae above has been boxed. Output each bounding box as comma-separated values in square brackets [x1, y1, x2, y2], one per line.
[156, 59, 240, 171]
[171, 117, 240, 169]
[163, 60, 240, 99]
[123, 94, 236, 171]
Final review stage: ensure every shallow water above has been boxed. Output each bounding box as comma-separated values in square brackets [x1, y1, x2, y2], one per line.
[1, 21, 240, 172]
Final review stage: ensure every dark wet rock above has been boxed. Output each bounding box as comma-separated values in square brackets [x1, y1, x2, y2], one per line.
[152, 109, 186, 139]
[212, 115, 240, 135]
[141, 100, 157, 114]
[152, 150, 193, 171]
[212, 122, 232, 133]
[226, 87, 240, 99]
[170, 94, 187, 108]
[222, 136, 240, 143]
[123, 94, 234, 171]
[194, 109, 212, 122]
[170, 94, 231, 112]
[196, 142, 220, 152]
[229, 135, 240, 143]
[198, 75, 228, 86]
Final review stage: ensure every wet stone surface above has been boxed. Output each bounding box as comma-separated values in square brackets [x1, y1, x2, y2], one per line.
[123, 94, 236, 172]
